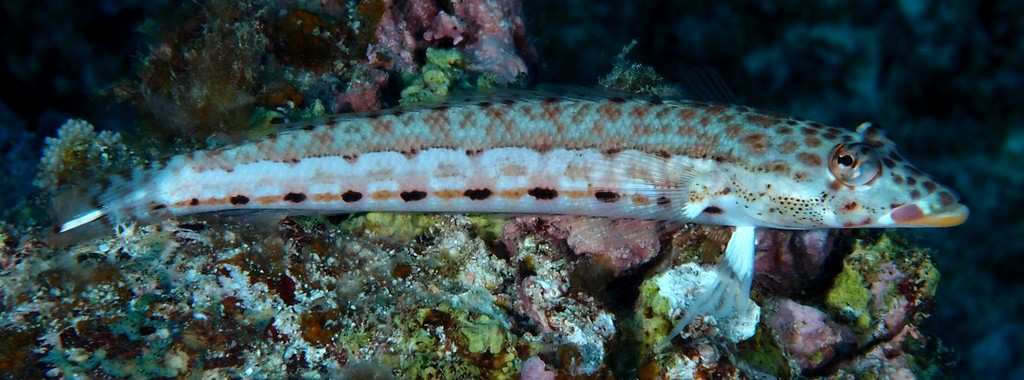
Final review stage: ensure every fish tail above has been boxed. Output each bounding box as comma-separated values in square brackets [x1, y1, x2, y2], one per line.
[47, 170, 167, 247]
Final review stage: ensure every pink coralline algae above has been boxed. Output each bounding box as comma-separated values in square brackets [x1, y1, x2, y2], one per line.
[368, 0, 537, 84]
[747, 233, 945, 376]
[500, 216, 661, 275]
[333, 65, 389, 112]
[768, 299, 853, 370]
[566, 218, 661, 274]
[846, 324, 931, 380]
[520, 356, 556, 380]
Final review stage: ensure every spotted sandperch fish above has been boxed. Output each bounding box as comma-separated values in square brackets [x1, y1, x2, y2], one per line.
[50, 89, 968, 339]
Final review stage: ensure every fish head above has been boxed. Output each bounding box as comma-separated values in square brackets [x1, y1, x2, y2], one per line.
[730, 121, 968, 229]
[818, 122, 968, 228]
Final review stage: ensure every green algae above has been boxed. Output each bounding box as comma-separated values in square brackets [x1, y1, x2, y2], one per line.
[825, 232, 942, 338]
[400, 48, 479, 104]
[371, 304, 520, 379]
[467, 215, 507, 245]
[637, 272, 675, 348]
[459, 314, 507, 355]
[250, 98, 328, 134]
[737, 320, 792, 378]
[344, 212, 443, 243]
[825, 264, 873, 332]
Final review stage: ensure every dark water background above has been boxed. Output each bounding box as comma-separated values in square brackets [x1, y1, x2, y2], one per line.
[2, 1, 1020, 377]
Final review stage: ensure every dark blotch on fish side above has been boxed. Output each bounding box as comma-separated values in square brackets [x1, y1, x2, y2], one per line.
[464, 188, 492, 200]
[342, 191, 363, 203]
[703, 206, 723, 214]
[230, 195, 250, 205]
[595, 191, 619, 203]
[656, 196, 671, 205]
[190, 198, 200, 206]
[400, 190, 428, 202]
[284, 192, 307, 203]
[528, 187, 558, 200]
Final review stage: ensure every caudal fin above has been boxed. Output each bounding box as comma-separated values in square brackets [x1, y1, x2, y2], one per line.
[46, 171, 167, 247]
[47, 183, 116, 246]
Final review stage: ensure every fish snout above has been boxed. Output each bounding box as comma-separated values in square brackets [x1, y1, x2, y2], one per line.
[886, 190, 969, 227]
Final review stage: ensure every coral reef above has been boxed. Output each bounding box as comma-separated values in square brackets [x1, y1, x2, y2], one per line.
[369, 0, 536, 85]
[632, 230, 950, 378]
[0, 0, 996, 378]
[0, 210, 621, 377]
[0, 199, 952, 378]
[34, 119, 137, 192]
[115, 0, 537, 144]
[638, 262, 760, 346]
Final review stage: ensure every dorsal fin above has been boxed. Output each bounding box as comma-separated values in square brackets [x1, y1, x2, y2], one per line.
[678, 66, 738, 104]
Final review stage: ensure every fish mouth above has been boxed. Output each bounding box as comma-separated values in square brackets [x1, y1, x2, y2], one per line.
[886, 194, 969, 227]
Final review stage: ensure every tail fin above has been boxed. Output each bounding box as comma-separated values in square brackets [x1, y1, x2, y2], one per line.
[47, 183, 115, 247]
[46, 171, 168, 247]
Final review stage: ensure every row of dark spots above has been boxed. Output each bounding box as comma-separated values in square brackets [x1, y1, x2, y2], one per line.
[214, 187, 680, 206]
[213, 191, 356, 205]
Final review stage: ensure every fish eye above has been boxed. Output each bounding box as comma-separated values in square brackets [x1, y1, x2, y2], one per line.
[836, 154, 855, 167]
[829, 143, 881, 187]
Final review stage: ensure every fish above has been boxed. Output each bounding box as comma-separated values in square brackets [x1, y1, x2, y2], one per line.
[48, 89, 968, 340]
